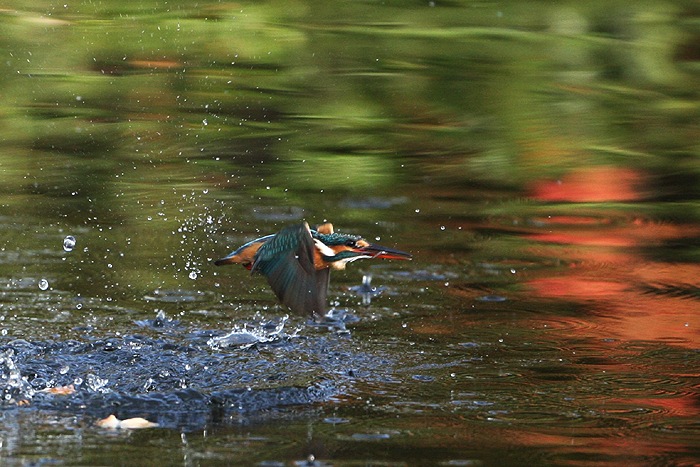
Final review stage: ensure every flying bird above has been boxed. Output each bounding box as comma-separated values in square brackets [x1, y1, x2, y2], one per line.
[214, 222, 412, 319]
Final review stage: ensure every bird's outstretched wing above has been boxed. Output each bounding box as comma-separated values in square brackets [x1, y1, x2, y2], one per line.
[251, 222, 329, 317]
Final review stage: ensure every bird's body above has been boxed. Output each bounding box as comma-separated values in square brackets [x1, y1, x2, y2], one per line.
[215, 222, 411, 319]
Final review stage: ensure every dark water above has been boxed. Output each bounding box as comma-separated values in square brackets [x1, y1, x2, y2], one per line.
[1, 1, 699, 465]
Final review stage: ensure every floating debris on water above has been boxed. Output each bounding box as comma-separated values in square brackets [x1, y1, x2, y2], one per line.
[96, 414, 158, 429]
[40, 384, 76, 395]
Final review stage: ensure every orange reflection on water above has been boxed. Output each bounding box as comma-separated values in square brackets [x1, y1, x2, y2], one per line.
[528, 166, 644, 202]
[525, 219, 698, 347]
[507, 425, 696, 467]
[526, 218, 699, 248]
[529, 270, 698, 347]
[524, 166, 698, 348]
[526, 241, 699, 346]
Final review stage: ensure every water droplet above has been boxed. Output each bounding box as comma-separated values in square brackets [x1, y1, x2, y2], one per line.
[188, 271, 198, 280]
[38, 279, 49, 291]
[440, 225, 445, 230]
[510, 268, 516, 274]
[63, 235, 76, 252]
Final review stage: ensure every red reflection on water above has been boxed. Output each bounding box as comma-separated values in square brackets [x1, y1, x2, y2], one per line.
[527, 219, 698, 248]
[528, 166, 644, 202]
[529, 277, 628, 299]
[524, 166, 698, 348]
[525, 215, 699, 345]
[526, 245, 699, 347]
[529, 271, 698, 346]
[506, 425, 696, 466]
[604, 395, 699, 418]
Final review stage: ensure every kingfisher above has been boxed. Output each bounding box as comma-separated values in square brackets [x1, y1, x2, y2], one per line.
[214, 222, 412, 319]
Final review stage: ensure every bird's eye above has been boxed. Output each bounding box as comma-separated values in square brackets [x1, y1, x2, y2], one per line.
[345, 240, 356, 247]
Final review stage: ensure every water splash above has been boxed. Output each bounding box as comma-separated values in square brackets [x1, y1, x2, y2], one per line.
[175, 198, 226, 283]
[83, 373, 111, 393]
[349, 274, 385, 306]
[0, 349, 34, 402]
[208, 315, 297, 349]
[135, 309, 179, 329]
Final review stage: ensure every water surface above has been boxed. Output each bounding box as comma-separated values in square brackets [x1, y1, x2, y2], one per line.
[0, 1, 698, 465]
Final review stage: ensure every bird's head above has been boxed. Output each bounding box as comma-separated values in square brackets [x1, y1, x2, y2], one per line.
[311, 229, 412, 270]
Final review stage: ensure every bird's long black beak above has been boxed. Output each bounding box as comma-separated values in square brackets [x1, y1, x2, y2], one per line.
[359, 243, 412, 261]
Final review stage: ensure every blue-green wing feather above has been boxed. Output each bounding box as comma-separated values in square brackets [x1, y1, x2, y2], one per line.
[251, 222, 328, 316]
